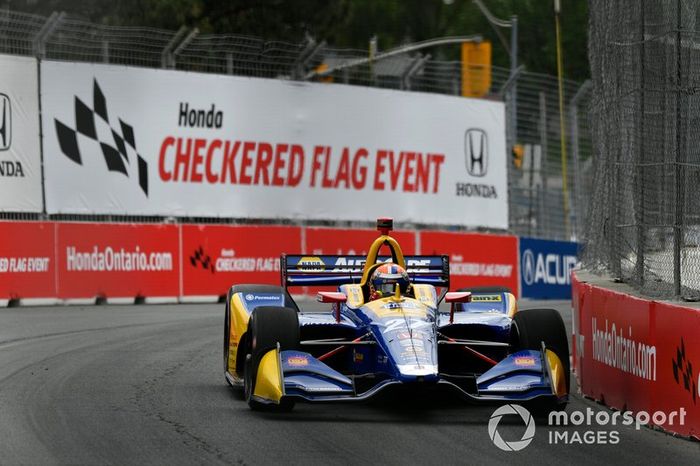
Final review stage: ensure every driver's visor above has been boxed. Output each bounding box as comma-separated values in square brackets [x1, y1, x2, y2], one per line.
[377, 282, 396, 294]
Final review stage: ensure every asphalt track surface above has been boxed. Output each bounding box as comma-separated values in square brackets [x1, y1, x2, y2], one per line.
[0, 300, 697, 465]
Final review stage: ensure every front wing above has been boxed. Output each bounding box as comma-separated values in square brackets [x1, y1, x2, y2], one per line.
[251, 346, 568, 405]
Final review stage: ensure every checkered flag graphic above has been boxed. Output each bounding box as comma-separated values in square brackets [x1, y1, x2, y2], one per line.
[190, 246, 215, 274]
[54, 79, 148, 196]
[672, 338, 696, 404]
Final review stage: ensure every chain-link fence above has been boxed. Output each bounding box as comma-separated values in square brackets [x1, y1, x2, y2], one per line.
[508, 72, 592, 242]
[0, 9, 591, 241]
[586, 0, 700, 299]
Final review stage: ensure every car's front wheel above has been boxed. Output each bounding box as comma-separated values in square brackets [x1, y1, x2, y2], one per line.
[511, 308, 570, 411]
[243, 306, 299, 411]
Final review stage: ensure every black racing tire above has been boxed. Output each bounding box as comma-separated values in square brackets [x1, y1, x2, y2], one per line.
[511, 308, 570, 395]
[243, 354, 256, 408]
[224, 287, 234, 381]
[225, 284, 298, 386]
[244, 306, 299, 411]
[458, 286, 513, 295]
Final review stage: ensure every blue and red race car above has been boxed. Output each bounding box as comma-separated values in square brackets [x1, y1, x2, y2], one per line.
[223, 218, 569, 411]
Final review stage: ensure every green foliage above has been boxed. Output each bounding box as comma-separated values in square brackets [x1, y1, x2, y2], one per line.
[9, 0, 589, 77]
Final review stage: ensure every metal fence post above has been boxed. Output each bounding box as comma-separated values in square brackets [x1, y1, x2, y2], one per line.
[226, 52, 233, 75]
[569, 80, 592, 240]
[33, 11, 64, 59]
[673, 0, 684, 296]
[293, 38, 325, 80]
[161, 26, 188, 68]
[472, 1, 517, 149]
[498, 66, 524, 170]
[527, 145, 537, 237]
[369, 35, 377, 87]
[635, 0, 646, 287]
[171, 28, 198, 69]
[401, 54, 430, 90]
[510, 15, 518, 152]
[539, 91, 549, 238]
[102, 39, 109, 63]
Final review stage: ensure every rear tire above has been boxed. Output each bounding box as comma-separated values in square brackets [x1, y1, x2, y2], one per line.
[244, 306, 299, 411]
[511, 308, 570, 397]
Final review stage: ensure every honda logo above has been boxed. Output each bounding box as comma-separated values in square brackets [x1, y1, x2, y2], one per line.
[0, 93, 10, 151]
[465, 128, 487, 177]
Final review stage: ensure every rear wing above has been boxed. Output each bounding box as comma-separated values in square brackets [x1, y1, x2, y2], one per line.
[281, 254, 449, 289]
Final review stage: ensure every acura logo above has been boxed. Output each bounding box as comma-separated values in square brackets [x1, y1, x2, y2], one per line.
[0, 93, 10, 151]
[521, 249, 577, 286]
[522, 249, 535, 286]
[465, 128, 487, 177]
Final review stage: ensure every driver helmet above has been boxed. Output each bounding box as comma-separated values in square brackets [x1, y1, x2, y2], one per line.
[370, 263, 410, 297]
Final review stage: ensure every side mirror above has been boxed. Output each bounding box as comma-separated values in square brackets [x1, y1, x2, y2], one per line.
[317, 292, 347, 323]
[445, 291, 472, 303]
[445, 291, 471, 324]
[317, 291, 347, 303]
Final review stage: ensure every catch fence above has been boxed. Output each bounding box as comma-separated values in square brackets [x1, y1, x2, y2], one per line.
[586, 0, 700, 298]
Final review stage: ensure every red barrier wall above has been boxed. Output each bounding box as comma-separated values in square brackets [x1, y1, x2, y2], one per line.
[420, 231, 519, 294]
[573, 272, 700, 439]
[0, 222, 56, 299]
[653, 301, 700, 436]
[182, 224, 302, 297]
[56, 223, 180, 299]
[1, 222, 520, 301]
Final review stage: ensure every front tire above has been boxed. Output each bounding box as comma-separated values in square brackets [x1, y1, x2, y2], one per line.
[511, 308, 570, 402]
[243, 306, 299, 411]
[224, 284, 297, 387]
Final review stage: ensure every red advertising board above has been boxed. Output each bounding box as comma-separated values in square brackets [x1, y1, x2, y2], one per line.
[585, 286, 654, 412]
[0, 222, 56, 299]
[420, 231, 518, 294]
[573, 272, 700, 439]
[56, 223, 180, 299]
[571, 274, 586, 382]
[182, 225, 302, 297]
[304, 227, 416, 256]
[1, 221, 528, 302]
[653, 301, 700, 438]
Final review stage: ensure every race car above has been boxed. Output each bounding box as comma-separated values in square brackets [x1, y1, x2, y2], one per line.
[223, 218, 569, 411]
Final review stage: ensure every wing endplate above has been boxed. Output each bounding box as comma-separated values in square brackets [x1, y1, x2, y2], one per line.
[252, 347, 284, 403]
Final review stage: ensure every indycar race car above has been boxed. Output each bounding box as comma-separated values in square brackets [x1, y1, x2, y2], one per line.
[223, 218, 569, 411]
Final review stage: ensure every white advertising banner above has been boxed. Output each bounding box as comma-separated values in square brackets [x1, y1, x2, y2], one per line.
[41, 60, 508, 228]
[0, 54, 43, 212]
